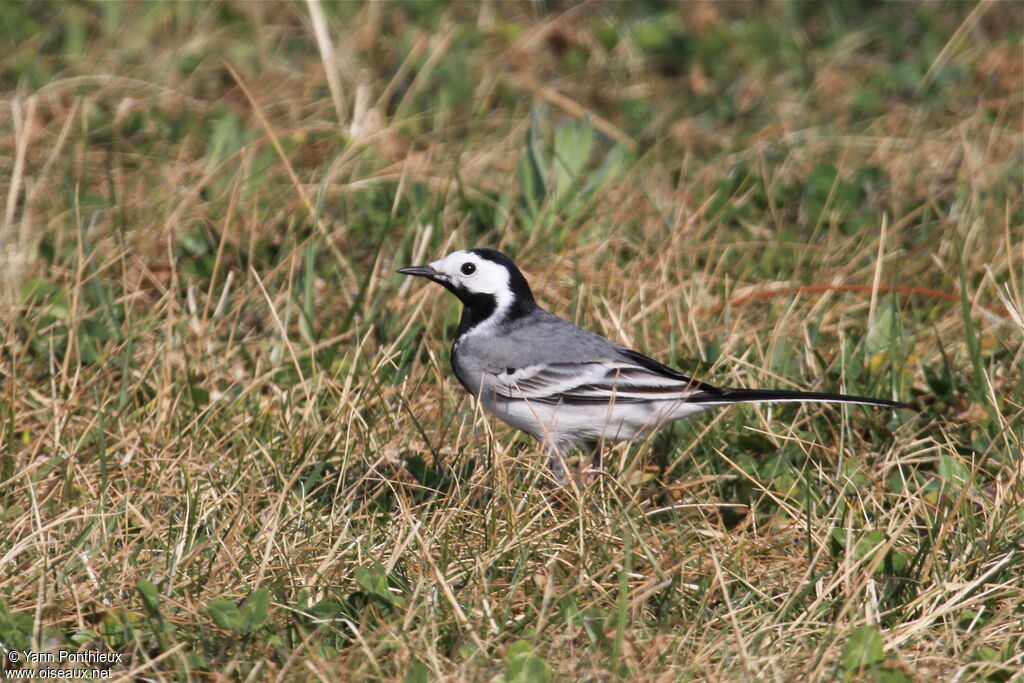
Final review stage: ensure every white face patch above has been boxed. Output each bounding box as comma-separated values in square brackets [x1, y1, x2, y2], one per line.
[429, 251, 509, 296]
[430, 250, 515, 336]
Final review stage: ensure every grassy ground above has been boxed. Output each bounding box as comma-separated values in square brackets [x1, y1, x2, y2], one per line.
[1, 2, 1022, 680]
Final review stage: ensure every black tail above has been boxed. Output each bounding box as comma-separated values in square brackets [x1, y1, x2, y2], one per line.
[692, 387, 912, 410]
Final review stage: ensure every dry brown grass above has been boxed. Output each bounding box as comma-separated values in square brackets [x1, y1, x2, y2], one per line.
[1, 2, 1021, 680]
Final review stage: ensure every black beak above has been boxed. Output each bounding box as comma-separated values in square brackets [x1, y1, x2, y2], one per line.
[397, 264, 439, 279]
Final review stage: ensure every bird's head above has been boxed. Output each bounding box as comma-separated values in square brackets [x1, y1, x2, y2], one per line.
[399, 248, 537, 330]
[399, 248, 535, 303]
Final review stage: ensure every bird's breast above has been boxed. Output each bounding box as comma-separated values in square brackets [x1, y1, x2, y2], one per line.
[450, 342, 483, 398]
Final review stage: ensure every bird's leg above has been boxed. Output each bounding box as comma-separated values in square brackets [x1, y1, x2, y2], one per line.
[544, 441, 568, 485]
[577, 441, 605, 487]
[587, 440, 604, 472]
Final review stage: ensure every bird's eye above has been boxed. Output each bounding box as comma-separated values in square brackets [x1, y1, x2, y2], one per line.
[460, 262, 476, 275]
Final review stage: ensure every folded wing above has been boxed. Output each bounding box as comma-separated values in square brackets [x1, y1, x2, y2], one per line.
[486, 349, 724, 405]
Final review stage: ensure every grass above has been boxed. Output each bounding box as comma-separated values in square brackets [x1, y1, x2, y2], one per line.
[1, 1, 1022, 680]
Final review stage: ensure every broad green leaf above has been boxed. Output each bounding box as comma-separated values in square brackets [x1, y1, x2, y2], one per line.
[355, 563, 392, 602]
[310, 599, 346, 621]
[865, 299, 899, 355]
[207, 599, 242, 631]
[0, 599, 34, 651]
[854, 530, 887, 561]
[403, 660, 429, 683]
[553, 118, 594, 207]
[506, 640, 534, 658]
[503, 641, 553, 683]
[136, 580, 162, 619]
[938, 454, 971, 490]
[239, 588, 271, 632]
[518, 104, 548, 221]
[841, 625, 885, 671]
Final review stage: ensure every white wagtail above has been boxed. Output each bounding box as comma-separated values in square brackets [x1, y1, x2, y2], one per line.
[399, 248, 910, 483]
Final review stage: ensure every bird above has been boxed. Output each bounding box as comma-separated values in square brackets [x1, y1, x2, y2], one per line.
[399, 248, 910, 484]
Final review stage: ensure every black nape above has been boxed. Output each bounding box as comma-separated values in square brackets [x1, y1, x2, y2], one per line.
[469, 248, 538, 320]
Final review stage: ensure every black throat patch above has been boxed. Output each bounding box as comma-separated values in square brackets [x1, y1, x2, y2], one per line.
[446, 284, 499, 337]
[452, 249, 538, 337]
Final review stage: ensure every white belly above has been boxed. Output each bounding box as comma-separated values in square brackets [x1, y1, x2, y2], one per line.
[482, 394, 713, 446]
